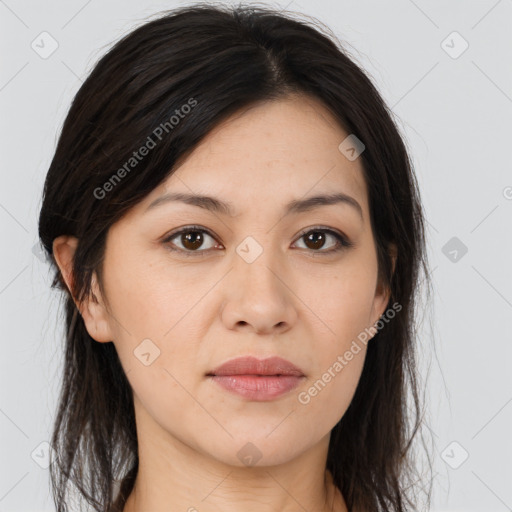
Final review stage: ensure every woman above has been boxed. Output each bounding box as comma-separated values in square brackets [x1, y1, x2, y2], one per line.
[38, 3, 433, 511]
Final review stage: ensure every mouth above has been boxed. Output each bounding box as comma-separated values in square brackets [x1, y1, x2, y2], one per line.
[206, 356, 305, 401]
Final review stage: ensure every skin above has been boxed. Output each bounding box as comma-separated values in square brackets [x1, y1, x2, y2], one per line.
[53, 93, 395, 512]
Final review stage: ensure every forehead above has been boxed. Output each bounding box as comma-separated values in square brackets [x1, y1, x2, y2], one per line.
[141, 94, 368, 219]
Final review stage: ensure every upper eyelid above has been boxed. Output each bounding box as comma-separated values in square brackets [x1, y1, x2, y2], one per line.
[162, 224, 349, 248]
[163, 225, 218, 243]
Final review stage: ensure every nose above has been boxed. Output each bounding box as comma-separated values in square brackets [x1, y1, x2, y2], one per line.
[220, 244, 298, 335]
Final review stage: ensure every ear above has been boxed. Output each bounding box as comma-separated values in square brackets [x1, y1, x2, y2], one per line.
[52, 235, 113, 343]
[369, 242, 397, 331]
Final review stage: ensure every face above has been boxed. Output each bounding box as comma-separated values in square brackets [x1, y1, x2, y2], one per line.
[56, 94, 392, 468]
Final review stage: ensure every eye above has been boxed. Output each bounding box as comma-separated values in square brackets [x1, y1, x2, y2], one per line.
[292, 227, 353, 254]
[162, 225, 222, 257]
[162, 225, 353, 257]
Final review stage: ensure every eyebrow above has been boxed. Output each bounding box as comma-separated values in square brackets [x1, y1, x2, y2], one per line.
[146, 191, 363, 220]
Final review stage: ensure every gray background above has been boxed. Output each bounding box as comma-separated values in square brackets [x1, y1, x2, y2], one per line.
[1, 0, 511, 510]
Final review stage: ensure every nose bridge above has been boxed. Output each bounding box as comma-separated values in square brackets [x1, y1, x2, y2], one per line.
[234, 233, 285, 297]
[221, 232, 296, 333]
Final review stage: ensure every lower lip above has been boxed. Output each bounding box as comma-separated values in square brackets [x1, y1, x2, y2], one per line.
[209, 375, 304, 401]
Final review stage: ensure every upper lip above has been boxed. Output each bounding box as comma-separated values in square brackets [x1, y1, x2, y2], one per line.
[207, 356, 305, 377]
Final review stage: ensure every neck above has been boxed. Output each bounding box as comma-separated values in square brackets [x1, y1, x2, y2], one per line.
[123, 467, 346, 512]
[120, 413, 347, 512]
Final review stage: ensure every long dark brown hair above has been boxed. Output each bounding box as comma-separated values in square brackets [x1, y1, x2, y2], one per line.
[38, 3, 434, 511]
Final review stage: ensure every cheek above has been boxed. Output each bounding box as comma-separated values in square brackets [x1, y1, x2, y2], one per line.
[104, 249, 204, 340]
[123, 357, 200, 440]
[295, 265, 374, 421]
[305, 267, 378, 341]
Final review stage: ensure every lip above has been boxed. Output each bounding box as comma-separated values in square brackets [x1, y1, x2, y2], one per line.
[207, 356, 305, 377]
[206, 356, 305, 401]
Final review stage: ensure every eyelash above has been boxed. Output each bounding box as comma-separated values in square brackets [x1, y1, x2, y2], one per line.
[162, 224, 354, 258]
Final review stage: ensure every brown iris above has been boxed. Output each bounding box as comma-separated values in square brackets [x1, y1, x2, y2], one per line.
[180, 231, 204, 250]
[303, 231, 327, 250]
